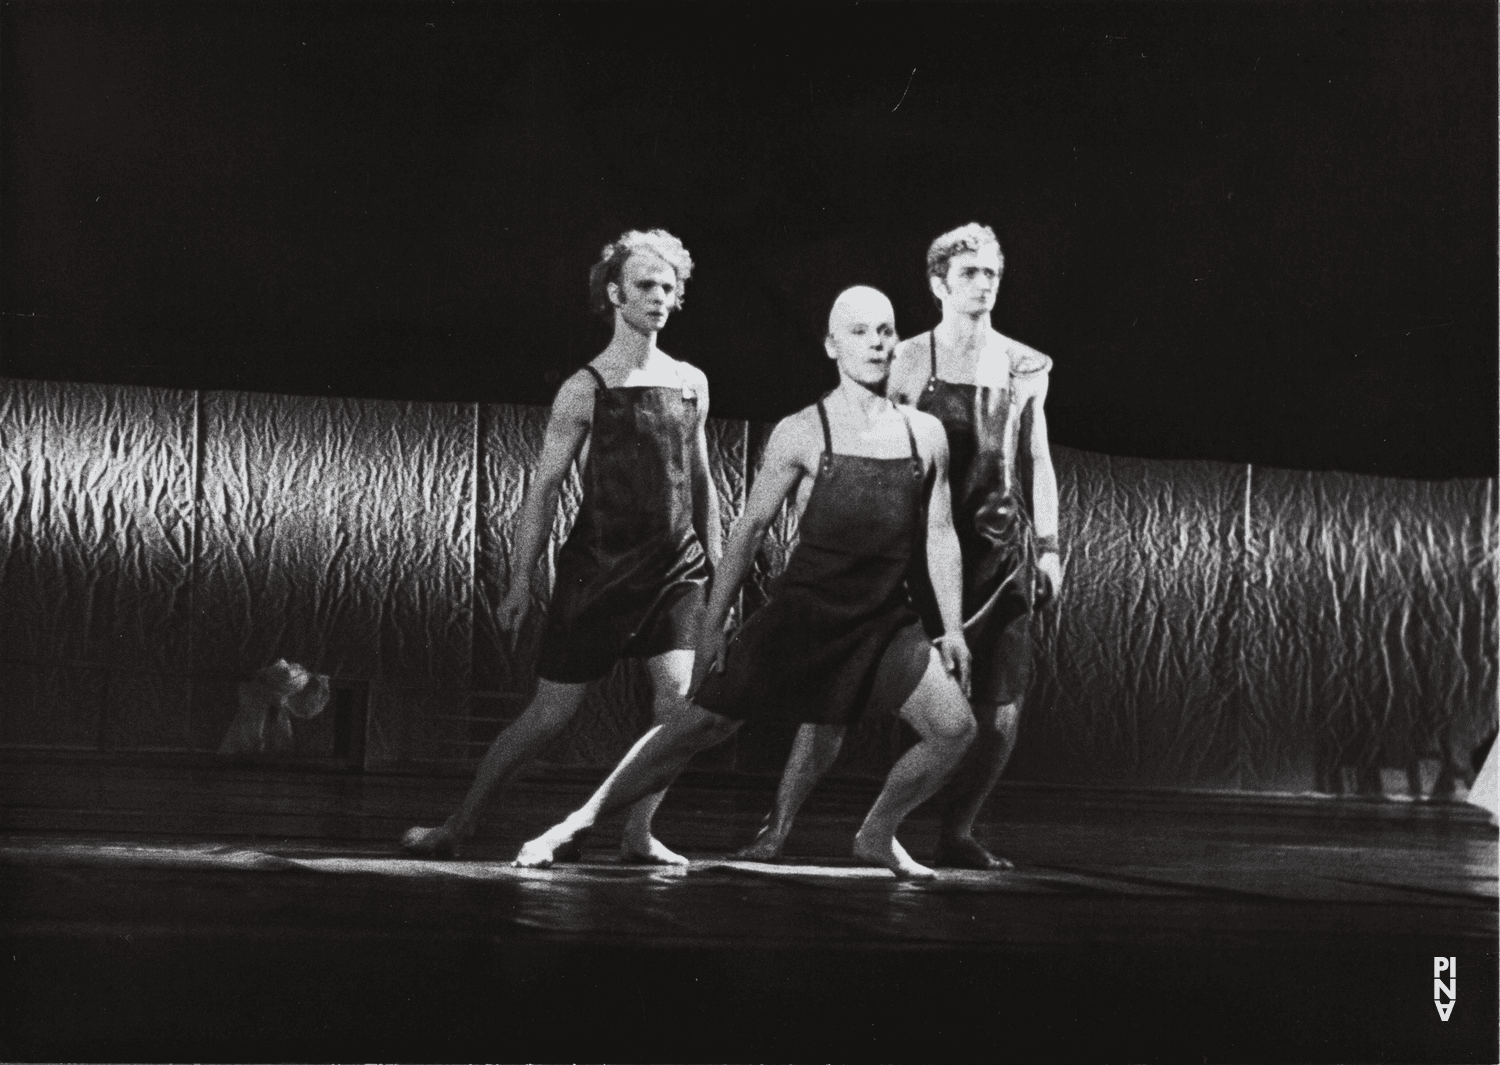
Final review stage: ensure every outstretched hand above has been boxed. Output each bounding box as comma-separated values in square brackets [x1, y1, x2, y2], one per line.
[934, 632, 972, 698]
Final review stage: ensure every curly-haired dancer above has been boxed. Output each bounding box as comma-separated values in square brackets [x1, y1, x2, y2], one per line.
[738, 224, 1062, 871]
[401, 229, 720, 863]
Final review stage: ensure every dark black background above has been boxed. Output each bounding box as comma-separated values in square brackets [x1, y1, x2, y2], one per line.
[2, 0, 1495, 478]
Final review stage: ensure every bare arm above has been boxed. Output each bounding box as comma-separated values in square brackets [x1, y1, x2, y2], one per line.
[692, 414, 811, 688]
[915, 412, 972, 695]
[498, 372, 595, 630]
[1025, 375, 1063, 602]
[686, 366, 723, 574]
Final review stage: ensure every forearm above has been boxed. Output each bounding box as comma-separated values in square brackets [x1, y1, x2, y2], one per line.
[1030, 456, 1059, 544]
[701, 514, 768, 631]
[926, 524, 966, 635]
[507, 476, 565, 593]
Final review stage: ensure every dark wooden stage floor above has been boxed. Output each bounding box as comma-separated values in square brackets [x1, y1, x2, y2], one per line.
[2, 758, 1495, 1063]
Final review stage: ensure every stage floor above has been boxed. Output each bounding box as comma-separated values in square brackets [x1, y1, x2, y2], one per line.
[1, 760, 1495, 1062]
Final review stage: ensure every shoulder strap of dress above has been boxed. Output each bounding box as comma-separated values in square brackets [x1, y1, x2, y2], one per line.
[928, 330, 939, 382]
[582, 364, 608, 390]
[815, 398, 833, 455]
[898, 407, 920, 462]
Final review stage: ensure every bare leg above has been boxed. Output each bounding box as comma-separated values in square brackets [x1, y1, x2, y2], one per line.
[400, 679, 589, 857]
[515, 704, 741, 868]
[935, 699, 1021, 870]
[852, 650, 976, 880]
[618, 650, 695, 865]
[734, 723, 847, 861]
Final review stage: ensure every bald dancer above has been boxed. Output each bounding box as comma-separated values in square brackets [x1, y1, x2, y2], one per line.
[513, 286, 976, 879]
[400, 229, 720, 863]
[737, 223, 1062, 870]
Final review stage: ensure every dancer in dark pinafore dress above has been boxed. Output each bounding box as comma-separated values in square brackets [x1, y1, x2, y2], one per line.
[400, 230, 720, 864]
[692, 398, 932, 728]
[514, 286, 978, 880]
[735, 224, 1063, 871]
[535, 362, 707, 683]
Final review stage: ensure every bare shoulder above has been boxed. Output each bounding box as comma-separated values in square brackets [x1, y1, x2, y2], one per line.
[672, 357, 711, 397]
[900, 405, 948, 458]
[764, 405, 824, 472]
[995, 332, 1054, 378]
[889, 335, 929, 402]
[892, 334, 929, 363]
[550, 368, 599, 422]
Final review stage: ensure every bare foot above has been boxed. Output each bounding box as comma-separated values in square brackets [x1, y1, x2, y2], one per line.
[400, 823, 460, 859]
[620, 835, 689, 866]
[513, 826, 577, 869]
[852, 829, 937, 880]
[731, 824, 787, 862]
[934, 834, 1015, 871]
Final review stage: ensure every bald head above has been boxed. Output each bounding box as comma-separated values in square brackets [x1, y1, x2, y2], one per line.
[824, 286, 897, 387]
[827, 286, 894, 337]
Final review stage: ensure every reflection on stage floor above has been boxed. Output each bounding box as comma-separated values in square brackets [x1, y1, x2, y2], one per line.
[1, 762, 1495, 1062]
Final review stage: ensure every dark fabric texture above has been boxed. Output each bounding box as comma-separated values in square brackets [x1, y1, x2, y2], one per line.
[534, 381, 708, 682]
[0, 377, 1493, 794]
[696, 403, 930, 727]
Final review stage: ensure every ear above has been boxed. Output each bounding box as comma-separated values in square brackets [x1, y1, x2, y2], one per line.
[928, 273, 948, 302]
[824, 335, 838, 360]
[606, 280, 624, 308]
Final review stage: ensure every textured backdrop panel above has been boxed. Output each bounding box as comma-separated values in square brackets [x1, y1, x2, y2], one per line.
[1010, 449, 1250, 788]
[1243, 468, 1498, 790]
[194, 392, 476, 684]
[0, 379, 195, 669]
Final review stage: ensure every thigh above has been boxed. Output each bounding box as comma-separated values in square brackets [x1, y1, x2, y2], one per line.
[514, 678, 591, 730]
[970, 600, 1033, 706]
[645, 648, 695, 715]
[896, 648, 975, 742]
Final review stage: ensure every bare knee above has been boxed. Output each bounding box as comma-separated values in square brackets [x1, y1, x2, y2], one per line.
[651, 688, 693, 725]
[925, 696, 977, 750]
[974, 700, 1021, 739]
[670, 707, 740, 752]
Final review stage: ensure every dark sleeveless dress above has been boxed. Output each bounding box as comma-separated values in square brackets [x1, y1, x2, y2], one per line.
[534, 364, 708, 683]
[909, 331, 1045, 704]
[694, 399, 933, 726]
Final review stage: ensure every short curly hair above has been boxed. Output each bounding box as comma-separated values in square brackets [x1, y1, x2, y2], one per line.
[925, 222, 1004, 287]
[587, 229, 695, 319]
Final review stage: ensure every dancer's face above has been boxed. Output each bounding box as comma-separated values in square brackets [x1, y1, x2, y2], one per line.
[825, 288, 897, 389]
[934, 244, 1001, 316]
[609, 251, 679, 334]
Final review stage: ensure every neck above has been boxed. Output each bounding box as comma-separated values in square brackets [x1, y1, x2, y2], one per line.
[935, 308, 989, 354]
[603, 317, 659, 365]
[833, 375, 890, 417]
